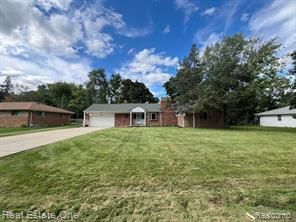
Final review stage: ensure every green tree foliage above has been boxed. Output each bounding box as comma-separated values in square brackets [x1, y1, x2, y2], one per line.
[47, 82, 73, 109]
[86, 68, 109, 104]
[85, 68, 158, 104]
[289, 51, 296, 108]
[109, 73, 122, 103]
[0, 76, 13, 101]
[164, 34, 291, 125]
[119, 79, 159, 103]
[68, 85, 88, 118]
[164, 44, 203, 112]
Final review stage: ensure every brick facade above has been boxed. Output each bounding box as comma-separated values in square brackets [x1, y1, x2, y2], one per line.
[160, 99, 178, 126]
[0, 111, 29, 127]
[0, 110, 71, 128]
[115, 113, 130, 127]
[31, 112, 71, 127]
[146, 112, 161, 126]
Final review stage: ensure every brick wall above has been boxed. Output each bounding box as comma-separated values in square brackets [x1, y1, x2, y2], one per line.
[146, 112, 161, 126]
[115, 113, 130, 127]
[31, 112, 71, 127]
[160, 99, 178, 126]
[0, 111, 29, 127]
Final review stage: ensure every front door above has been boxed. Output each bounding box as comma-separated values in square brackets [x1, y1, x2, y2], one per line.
[133, 113, 145, 125]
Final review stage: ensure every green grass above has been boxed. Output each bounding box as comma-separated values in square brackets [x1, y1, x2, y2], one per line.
[0, 124, 80, 137]
[0, 127, 295, 221]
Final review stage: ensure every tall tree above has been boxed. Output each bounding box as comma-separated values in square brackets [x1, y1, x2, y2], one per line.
[164, 34, 287, 125]
[0, 76, 14, 101]
[68, 85, 88, 118]
[109, 73, 122, 103]
[86, 68, 109, 104]
[47, 82, 73, 109]
[289, 50, 296, 108]
[164, 44, 204, 112]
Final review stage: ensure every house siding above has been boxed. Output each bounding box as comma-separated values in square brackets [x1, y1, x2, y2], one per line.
[0, 111, 29, 127]
[31, 112, 71, 127]
[260, 115, 296, 127]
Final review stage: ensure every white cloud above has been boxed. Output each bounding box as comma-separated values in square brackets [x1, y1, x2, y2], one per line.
[240, 13, 249, 22]
[0, 54, 92, 89]
[34, 0, 73, 11]
[163, 25, 171, 34]
[117, 48, 178, 89]
[175, 0, 199, 23]
[249, 0, 296, 54]
[201, 7, 217, 16]
[0, 0, 152, 90]
[85, 34, 114, 58]
[195, 32, 223, 53]
[127, 48, 135, 55]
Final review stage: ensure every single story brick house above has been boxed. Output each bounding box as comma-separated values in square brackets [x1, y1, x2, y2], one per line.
[83, 98, 224, 128]
[0, 102, 73, 128]
[256, 106, 296, 128]
[83, 99, 177, 127]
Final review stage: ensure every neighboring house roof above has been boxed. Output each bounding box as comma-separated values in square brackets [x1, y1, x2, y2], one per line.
[256, 106, 296, 116]
[84, 103, 161, 113]
[0, 102, 74, 114]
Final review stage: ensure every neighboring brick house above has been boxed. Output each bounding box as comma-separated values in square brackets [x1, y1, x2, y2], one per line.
[0, 102, 73, 128]
[83, 98, 224, 128]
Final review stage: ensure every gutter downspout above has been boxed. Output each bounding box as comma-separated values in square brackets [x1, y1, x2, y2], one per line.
[29, 111, 33, 127]
[83, 111, 86, 127]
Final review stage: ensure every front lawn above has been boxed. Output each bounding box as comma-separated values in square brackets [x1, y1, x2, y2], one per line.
[0, 124, 80, 137]
[0, 127, 295, 221]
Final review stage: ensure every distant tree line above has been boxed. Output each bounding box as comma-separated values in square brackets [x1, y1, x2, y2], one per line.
[0, 71, 158, 118]
[164, 34, 296, 125]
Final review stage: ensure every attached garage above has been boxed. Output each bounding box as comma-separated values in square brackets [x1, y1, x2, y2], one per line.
[88, 112, 115, 127]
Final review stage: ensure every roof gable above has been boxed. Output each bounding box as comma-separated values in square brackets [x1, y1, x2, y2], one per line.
[84, 103, 161, 113]
[130, 106, 146, 112]
[256, 106, 296, 116]
[0, 102, 73, 114]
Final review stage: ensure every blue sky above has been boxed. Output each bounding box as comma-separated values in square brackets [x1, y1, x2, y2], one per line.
[0, 0, 295, 97]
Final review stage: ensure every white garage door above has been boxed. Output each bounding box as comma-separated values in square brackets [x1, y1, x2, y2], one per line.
[88, 112, 115, 127]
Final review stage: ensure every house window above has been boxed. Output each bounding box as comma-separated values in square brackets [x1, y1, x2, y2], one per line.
[200, 112, 208, 120]
[11, 111, 20, 116]
[278, 115, 282, 121]
[150, 113, 158, 120]
[125, 114, 129, 118]
[60, 113, 64, 117]
[38, 111, 46, 117]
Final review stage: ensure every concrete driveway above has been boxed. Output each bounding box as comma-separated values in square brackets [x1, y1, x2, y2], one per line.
[0, 127, 108, 158]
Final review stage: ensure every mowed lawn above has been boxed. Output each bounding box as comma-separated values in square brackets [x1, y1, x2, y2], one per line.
[0, 127, 295, 221]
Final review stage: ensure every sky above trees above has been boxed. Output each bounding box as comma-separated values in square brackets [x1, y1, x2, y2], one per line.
[0, 0, 295, 97]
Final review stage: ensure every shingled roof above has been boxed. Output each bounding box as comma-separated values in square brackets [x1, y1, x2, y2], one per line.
[0, 102, 73, 114]
[256, 106, 296, 116]
[84, 103, 161, 113]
